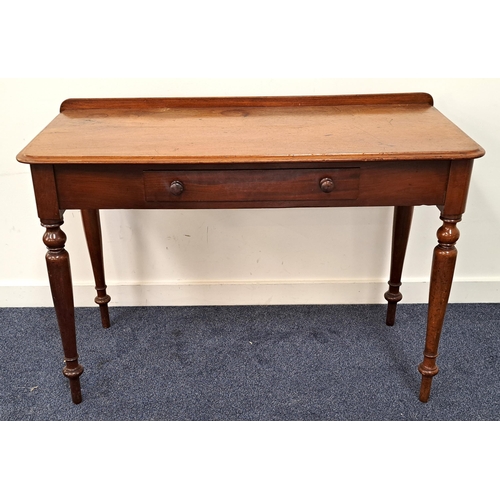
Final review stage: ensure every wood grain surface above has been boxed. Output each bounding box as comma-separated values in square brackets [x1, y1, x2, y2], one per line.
[17, 94, 485, 165]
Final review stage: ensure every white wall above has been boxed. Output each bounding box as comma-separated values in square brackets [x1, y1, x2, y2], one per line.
[1, 78, 499, 306]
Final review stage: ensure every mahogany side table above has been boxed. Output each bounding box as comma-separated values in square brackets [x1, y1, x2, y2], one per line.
[17, 93, 485, 404]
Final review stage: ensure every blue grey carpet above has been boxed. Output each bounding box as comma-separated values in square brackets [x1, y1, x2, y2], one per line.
[1, 304, 499, 420]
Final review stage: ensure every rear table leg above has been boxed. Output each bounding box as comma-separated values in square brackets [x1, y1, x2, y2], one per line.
[81, 209, 111, 328]
[384, 206, 414, 326]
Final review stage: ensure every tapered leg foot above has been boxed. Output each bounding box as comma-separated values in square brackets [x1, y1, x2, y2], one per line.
[384, 206, 414, 326]
[81, 209, 111, 328]
[95, 293, 111, 329]
[384, 293, 401, 327]
[63, 359, 84, 404]
[418, 373, 436, 403]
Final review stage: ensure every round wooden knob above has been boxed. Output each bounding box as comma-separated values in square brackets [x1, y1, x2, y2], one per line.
[319, 177, 335, 193]
[169, 180, 184, 196]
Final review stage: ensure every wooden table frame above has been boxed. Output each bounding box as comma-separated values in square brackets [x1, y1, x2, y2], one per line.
[17, 93, 485, 404]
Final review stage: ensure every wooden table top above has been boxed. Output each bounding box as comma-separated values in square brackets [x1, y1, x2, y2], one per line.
[17, 93, 485, 165]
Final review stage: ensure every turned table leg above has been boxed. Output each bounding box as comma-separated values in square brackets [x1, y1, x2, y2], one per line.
[42, 219, 83, 404]
[384, 206, 414, 326]
[418, 214, 461, 402]
[81, 209, 111, 328]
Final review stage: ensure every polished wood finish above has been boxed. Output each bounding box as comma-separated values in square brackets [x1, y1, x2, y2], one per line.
[58, 93, 435, 112]
[42, 220, 83, 404]
[17, 94, 483, 165]
[418, 158, 475, 402]
[17, 94, 485, 404]
[419, 214, 461, 402]
[54, 161, 450, 210]
[143, 168, 360, 203]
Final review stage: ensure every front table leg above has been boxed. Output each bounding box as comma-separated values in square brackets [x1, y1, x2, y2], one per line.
[418, 214, 461, 402]
[42, 219, 83, 404]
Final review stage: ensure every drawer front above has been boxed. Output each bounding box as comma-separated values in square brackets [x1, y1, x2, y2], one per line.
[143, 168, 360, 203]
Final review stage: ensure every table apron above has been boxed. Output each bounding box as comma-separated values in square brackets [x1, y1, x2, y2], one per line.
[53, 160, 450, 210]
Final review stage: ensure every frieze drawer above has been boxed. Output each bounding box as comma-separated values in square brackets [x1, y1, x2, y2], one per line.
[143, 168, 360, 203]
